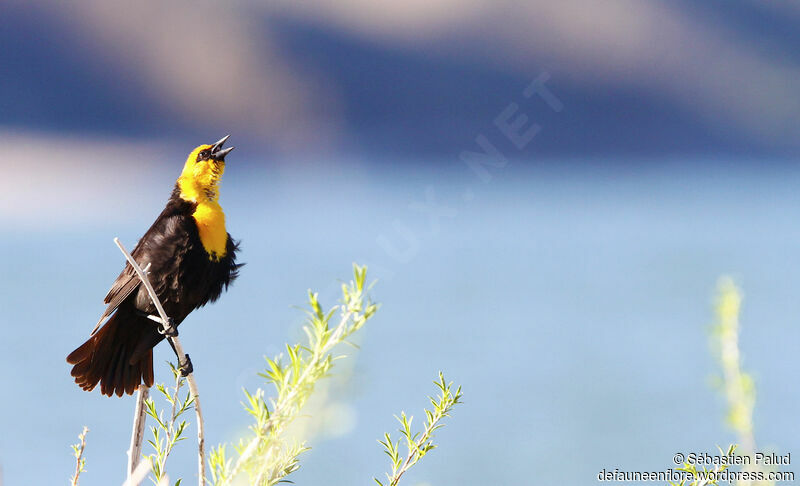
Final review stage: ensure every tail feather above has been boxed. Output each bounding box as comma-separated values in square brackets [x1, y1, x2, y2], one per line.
[122, 350, 134, 395]
[104, 345, 124, 397]
[143, 350, 154, 386]
[67, 311, 157, 397]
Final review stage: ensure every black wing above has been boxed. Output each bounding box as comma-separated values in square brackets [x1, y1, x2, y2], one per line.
[90, 264, 139, 334]
[90, 200, 191, 334]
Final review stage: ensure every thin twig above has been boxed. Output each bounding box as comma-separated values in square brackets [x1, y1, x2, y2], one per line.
[389, 415, 441, 486]
[127, 386, 150, 479]
[153, 370, 186, 480]
[71, 426, 89, 486]
[114, 237, 207, 486]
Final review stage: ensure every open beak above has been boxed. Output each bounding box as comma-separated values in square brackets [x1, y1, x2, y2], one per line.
[210, 134, 234, 160]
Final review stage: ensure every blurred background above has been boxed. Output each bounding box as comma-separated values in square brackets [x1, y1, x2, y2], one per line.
[1, 0, 800, 484]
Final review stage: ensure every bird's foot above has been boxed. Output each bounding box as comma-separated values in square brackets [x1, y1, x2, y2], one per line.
[158, 317, 178, 337]
[179, 354, 193, 377]
[137, 312, 178, 337]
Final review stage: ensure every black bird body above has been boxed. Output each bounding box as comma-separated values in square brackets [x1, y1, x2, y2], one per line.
[68, 138, 240, 397]
[110, 193, 239, 328]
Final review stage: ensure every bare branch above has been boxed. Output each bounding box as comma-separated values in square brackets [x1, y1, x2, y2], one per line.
[127, 386, 149, 479]
[114, 237, 206, 486]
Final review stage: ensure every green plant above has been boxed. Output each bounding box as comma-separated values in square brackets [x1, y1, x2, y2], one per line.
[145, 363, 195, 485]
[709, 277, 775, 486]
[669, 445, 737, 486]
[69, 264, 464, 486]
[711, 278, 756, 451]
[70, 426, 89, 486]
[208, 264, 379, 485]
[375, 372, 463, 486]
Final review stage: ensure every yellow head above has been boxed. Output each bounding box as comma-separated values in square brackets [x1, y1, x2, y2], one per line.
[177, 135, 234, 203]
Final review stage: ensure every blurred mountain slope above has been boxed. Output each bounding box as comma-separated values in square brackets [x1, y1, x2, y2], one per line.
[2, 0, 799, 158]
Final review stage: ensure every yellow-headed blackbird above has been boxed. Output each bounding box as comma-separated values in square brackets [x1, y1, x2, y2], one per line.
[67, 136, 241, 397]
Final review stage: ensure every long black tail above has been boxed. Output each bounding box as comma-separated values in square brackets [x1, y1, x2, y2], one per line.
[67, 311, 157, 397]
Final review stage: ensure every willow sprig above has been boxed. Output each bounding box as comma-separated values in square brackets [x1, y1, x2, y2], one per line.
[375, 372, 463, 486]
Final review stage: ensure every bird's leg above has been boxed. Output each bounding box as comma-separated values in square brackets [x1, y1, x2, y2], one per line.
[136, 311, 189, 374]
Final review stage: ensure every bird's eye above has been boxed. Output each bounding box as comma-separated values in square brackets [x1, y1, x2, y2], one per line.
[198, 150, 210, 160]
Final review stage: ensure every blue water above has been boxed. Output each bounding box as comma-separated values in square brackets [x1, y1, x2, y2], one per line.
[1, 158, 799, 485]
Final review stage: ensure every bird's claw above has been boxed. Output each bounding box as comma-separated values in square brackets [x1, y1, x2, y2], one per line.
[139, 312, 178, 336]
[179, 354, 193, 377]
[158, 317, 178, 337]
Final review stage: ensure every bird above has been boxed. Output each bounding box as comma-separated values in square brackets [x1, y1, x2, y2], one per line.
[67, 135, 242, 397]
